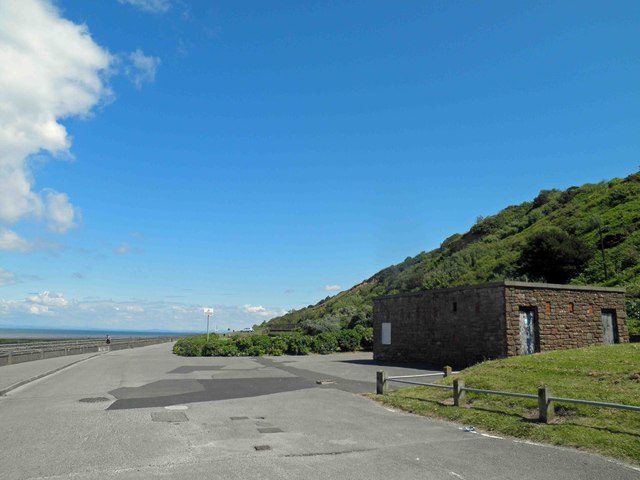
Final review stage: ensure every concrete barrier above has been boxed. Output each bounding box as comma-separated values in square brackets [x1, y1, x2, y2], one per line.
[0, 338, 175, 367]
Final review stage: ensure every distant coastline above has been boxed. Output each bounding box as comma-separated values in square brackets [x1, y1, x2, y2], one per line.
[0, 327, 199, 340]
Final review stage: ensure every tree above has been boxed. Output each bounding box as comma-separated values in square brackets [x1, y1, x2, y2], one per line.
[519, 228, 592, 283]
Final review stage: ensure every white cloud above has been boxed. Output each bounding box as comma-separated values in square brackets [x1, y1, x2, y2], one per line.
[44, 190, 79, 233]
[29, 304, 50, 315]
[323, 285, 342, 292]
[241, 304, 284, 318]
[0, 268, 17, 287]
[118, 0, 171, 14]
[242, 304, 268, 315]
[0, 0, 112, 234]
[27, 291, 68, 307]
[0, 228, 31, 252]
[125, 49, 161, 89]
[0, 297, 284, 331]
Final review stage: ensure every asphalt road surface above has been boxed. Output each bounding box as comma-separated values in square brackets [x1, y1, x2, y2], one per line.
[1, 343, 638, 479]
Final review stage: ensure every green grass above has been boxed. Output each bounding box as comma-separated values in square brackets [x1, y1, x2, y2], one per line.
[370, 344, 640, 464]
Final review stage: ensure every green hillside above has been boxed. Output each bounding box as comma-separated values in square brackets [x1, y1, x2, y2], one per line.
[261, 172, 640, 334]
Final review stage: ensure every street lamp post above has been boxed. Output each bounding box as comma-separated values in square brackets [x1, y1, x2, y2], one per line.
[203, 308, 214, 341]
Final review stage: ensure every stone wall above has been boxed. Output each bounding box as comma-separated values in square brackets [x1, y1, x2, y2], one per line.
[373, 281, 628, 367]
[373, 283, 505, 367]
[504, 282, 628, 356]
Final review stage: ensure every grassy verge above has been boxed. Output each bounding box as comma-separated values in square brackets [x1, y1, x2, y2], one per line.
[370, 343, 640, 464]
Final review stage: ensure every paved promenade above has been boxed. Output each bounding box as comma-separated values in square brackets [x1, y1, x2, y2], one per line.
[0, 352, 100, 395]
[1, 344, 638, 479]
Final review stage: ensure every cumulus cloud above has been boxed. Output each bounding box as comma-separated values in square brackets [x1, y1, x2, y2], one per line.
[118, 0, 171, 14]
[125, 49, 161, 89]
[242, 304, 278, 317]
[44, 190, 79, 233]
[0, 228, 31, 252]
[0, 0, 112, 235]
[243, 304, 267, 314]
[27, 291, 68, 307]
[323, 285, 342, 292]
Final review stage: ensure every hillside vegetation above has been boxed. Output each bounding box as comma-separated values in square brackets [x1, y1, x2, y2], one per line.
[262, 172, 640, 334]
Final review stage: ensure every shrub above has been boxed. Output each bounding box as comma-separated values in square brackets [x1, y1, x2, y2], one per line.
[246, 345, 268, 356]
[519, 228, 592, 283]
[216, 343, 240, 356]
[283, 333, 311, 355]
[268, 336, 287, 356]
[312, 332, 339, 354]
[337, 329, 362, 351]
[299, 316, 340, 335]
[202, 340, 239, 357]
[173, 338, 204, 356]
[627, 298, 640, 339]
[358, 327, 374, 350]
[235, 336, 254, 353]
[250, 335, 273, 351]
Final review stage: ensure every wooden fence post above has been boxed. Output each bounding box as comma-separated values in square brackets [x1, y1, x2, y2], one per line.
[453, 379, 465, 406]
[376, 370, 388, 395]
[538, 385, 554, 423]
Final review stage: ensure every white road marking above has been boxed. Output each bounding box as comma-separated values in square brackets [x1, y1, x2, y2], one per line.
[165, 405, 188, 410]
[513, 439, 550, 448]
[449, 472, 466, 479]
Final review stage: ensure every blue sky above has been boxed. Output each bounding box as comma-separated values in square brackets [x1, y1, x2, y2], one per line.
[0, 0, 638, 332]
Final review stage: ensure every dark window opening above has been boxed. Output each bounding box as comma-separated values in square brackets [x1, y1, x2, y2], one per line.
[452, 302, 457, 313]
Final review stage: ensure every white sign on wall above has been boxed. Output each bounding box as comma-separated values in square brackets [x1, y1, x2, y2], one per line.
[382, 322, 391, 345]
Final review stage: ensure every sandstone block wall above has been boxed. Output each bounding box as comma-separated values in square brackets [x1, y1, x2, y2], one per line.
[373, 284, 505, 367]
[373, 281, 627, 367]
[504, 283, 628, 356]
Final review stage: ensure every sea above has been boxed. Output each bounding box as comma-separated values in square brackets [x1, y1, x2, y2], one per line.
[0, 327, 199, 340]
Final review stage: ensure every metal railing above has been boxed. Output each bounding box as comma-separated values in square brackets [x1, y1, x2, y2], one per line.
[376, 368, 640, 423]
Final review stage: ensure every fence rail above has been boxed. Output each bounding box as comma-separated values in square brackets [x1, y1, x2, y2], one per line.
[377, 368, 640, 423]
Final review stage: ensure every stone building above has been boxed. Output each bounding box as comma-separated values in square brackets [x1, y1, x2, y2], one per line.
[373, 281, 627, 367]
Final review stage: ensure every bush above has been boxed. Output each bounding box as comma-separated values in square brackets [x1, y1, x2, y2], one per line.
[519, 228, 592, 283]
[246, 345, 268, 356]
[299, 316, 340, 335]
[337, 329, 362, 351]
[202, 340, 239, 357]
[268, 336, 287, 356]
[283, 333, 311, 355]
[251, 335, 273, 351]
[355, 326, 374, 351]
[627, 298, 640, 339]
[312, 332, 339, 354]
[173, 338, 204, 356]
[235, 336, 254, 353]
